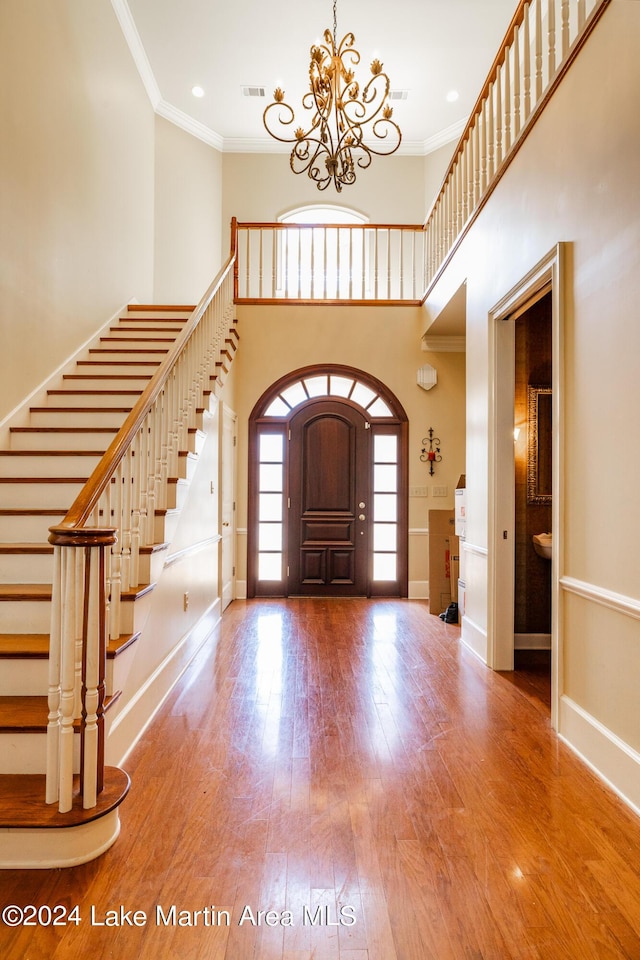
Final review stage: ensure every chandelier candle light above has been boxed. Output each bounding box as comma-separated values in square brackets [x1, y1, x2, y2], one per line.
[263, 0, 402, 191]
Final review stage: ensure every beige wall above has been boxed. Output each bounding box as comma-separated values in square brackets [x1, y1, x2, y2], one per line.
[221, 152, 427, 233]
[153, 117, 224, 304]
[423, 142, 456, 217]
[233, 303, 466, 591]
[426, 2, 640, 782]
[0, 0, 155, 421]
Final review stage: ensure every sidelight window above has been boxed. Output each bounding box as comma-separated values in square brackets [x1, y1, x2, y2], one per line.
[257, 430, 285, 581]
[372, 433, 398, 581]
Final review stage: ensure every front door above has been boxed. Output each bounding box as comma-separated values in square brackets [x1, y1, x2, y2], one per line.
[288, 400, 369, 596]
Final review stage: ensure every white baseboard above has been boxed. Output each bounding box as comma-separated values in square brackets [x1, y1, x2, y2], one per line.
[107, 599, 221, 767]
[559, 695, 640, 818]
[408, 580, 429, 599]
[235, 579, 247, 600]
[515, 632, 551, 650]
[460, 615, 488, 663]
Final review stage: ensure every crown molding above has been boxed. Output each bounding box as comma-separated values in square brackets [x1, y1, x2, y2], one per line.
[110, 0, 161, 108]
[422, 118, 467, 155]
[421, 335, 466, 353]
[156, 100, 224, 151]
[112, 0, 465, 159]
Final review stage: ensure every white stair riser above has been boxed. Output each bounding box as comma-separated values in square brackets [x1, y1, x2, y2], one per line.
[0, 454, 102, 478]
[0, 732, 79, 774]
[0, 599, 51, 632]
[108, 329, 183, 340]
[88, 351, 170, 363]
[99, 339, 178, 349]
[75, 362, 162, 376]
[63, 377, 153, 390]
[0, 516, 62, 541]
[0, 553, 53, 582]
[10, 431, 115, 452]
[118, 591, 154, 635]
[44, 393, 142, 409]
[0, 481, 84, 509]
[0, 658, 48, 696]
[29, 410, 130, 428]
[0, 657, 118, 698]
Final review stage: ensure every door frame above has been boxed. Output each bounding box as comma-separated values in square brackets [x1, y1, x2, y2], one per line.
[247, 363, 409, 599]
[488, 243, 565, 730]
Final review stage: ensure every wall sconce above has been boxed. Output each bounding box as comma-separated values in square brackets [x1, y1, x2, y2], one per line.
[417, 363, 437, 391]
[420, 427, 442, 475]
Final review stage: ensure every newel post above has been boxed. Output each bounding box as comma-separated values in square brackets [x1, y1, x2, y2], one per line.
[47, 526, 117, 812]
[230, 217, 239, 302]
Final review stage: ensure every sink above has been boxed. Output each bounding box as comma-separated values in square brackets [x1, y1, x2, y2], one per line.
[532, 533, 552, 560]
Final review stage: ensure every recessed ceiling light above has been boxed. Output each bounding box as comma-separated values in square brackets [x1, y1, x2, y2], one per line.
[192, 85, 205, 98]
[446, 90, 459, 103]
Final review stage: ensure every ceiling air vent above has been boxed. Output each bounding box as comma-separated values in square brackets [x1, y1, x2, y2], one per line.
[242, 85, 266, 98]
[389, 89, 409, 101]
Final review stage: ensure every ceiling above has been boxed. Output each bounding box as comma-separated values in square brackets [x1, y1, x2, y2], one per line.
[119, 0, 518, 154]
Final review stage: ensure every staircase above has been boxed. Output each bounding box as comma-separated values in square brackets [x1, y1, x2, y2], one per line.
[0, 290, 238, 867]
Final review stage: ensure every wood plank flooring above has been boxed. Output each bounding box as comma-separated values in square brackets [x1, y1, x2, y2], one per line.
[2, 598, 640, 958]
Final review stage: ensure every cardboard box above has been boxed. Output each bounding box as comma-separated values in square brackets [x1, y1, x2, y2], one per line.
[428, 510, 459, 617]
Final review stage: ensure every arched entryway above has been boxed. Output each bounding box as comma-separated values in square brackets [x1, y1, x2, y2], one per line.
[248, 364, 408, 598]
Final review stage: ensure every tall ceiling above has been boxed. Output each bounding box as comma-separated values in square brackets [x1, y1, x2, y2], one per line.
[121, 0, 518, 154]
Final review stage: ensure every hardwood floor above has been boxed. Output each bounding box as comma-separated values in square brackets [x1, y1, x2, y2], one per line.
[2, 598, 640, 958]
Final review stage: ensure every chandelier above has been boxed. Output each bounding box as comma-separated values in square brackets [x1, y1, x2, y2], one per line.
[263, 0, 402, 192]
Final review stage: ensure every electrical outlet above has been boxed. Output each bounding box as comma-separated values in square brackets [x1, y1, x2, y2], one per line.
[183, 591, 190, 612]
[433, 485, 448, 497]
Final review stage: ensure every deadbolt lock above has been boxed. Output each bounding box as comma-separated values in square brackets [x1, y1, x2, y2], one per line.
[359, 514, 366, 521]
[359, 501, 366, 509]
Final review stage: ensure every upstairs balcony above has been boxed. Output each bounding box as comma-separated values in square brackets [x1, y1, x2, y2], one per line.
[233, 0, 610, 309]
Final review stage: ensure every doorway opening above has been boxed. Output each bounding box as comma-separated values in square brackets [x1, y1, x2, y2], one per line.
[247, 364, 408, 598]
[488, 244, 565, 729]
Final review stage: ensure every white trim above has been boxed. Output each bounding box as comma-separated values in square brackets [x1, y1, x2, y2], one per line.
[156, 99, 224, 151]
[235, 580, 248, 600]
[409, 580, 429, 599]
[462, 540, 488, 558]
[514, 632, 551, 650]
[559, 696, 640, 818]
[164, 536, 221, 568]
[110, 0, 161, 108]
[561, 576, 640, 621]
[421, 335, 466, 353]
[409, 528, 429, 536]
[422, 118, 467, 155]
[108, 599, 221, 766]
[0, 300, 133, 444]
[0, 811, 121, 870]
[460, 615, 488, 663]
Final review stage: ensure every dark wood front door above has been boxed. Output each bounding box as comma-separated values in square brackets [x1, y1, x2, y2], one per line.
[288, 401, 369, 596]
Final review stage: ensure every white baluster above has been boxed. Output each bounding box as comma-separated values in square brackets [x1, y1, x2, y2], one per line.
[548, 0, 556, 79]
[561, 0, 570, 57]
[473, 120, 481, 207]
[245, 228, 250, 298]
[488, 83, 495, 179]
[258, 228, 264, 298]
[535, 0, 543, 99]
[481, 99, 488, 190]
[504, 45, 512, 154]
[513, 23, 521, 137]
[524, 3, 532, 121]
[46, 546, 63, 804]
[496, 66, 503, 167]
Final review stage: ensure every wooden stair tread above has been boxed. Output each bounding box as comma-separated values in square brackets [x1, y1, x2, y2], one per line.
[47, 389, 143, 396]
[29, 406, 132, 413]
[100, 337, 177, 343]
[0, 631, 140, 659]
[0, 543, 54, 554]
[112, 325, 183, 333]
[0, 693, 121, 731]
[0, 584, 52, 600]
[11, 426, 118, 434]
[0, 477, 88, 483]
[0, 509, 67, 516]
[127, 304, 195, 311]
[0, 634, 49, 656]
[0, 450, 105, 456]
[88, 348, 169, 355]
[63, 373, 153, 380]
[0, 766, 130, 828]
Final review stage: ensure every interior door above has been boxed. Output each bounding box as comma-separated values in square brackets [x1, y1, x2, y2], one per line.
[288, 400, 369, 596]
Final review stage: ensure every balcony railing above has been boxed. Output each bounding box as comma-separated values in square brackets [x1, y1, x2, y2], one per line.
[232, 219, 425, 305]
[423, 0, 611, 292]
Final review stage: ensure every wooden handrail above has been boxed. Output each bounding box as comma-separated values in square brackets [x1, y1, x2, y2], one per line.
[424, 0, 531, 227]
[236, 221, 424, 231]
[50, 255, 235, 539]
